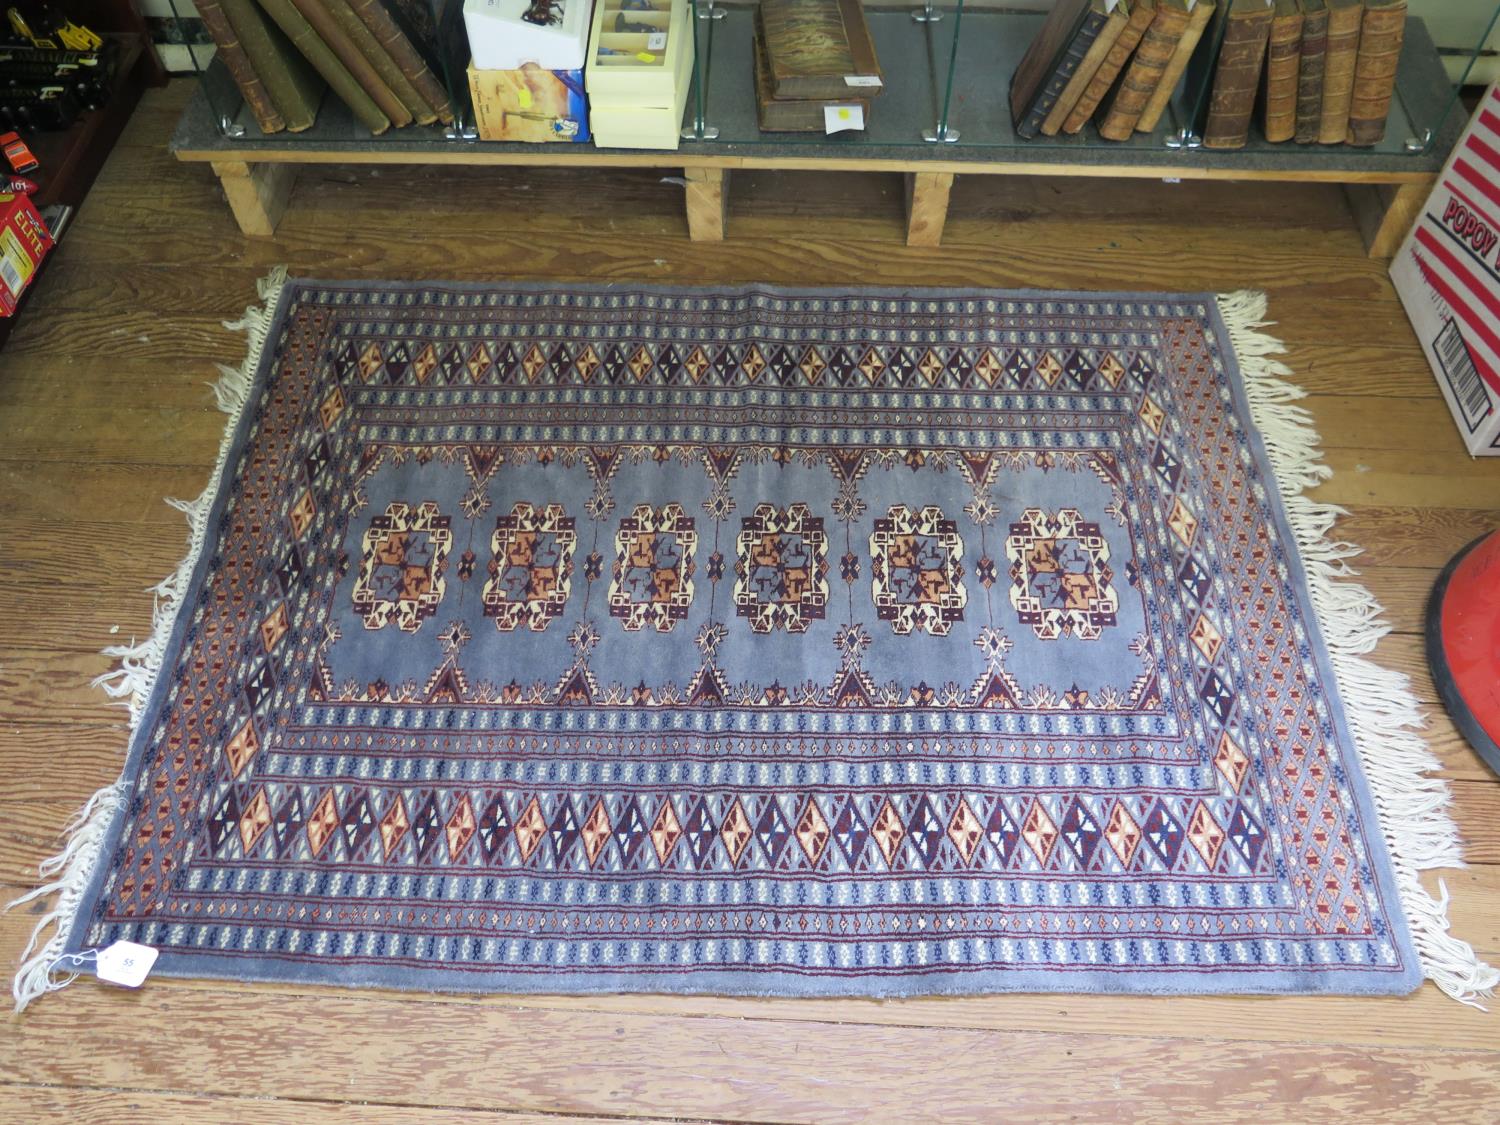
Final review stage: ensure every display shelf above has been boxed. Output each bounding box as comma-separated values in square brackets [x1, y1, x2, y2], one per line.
[171, 8, 1472, 251]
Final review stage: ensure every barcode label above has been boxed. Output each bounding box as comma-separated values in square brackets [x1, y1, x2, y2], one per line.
[1433, 319, 1491, 432]
[0, 254, 21, 296]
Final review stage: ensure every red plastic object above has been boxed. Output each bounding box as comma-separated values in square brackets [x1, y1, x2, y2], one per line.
[1428, 529, 1500, 776]
[0, 132, 38, 175]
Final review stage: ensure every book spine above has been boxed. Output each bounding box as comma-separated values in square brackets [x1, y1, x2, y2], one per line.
[1099, 6, 1191, 141]
[1294, 7, 1329, 143]
[1042, 12, 1128, 136]
[348, 0, 453, 125]
[253, 0, 391, 133]
[197, 0, 285, 133]
[1318, 2, 1364, 144]
[287, 0, 412, 126]
[1136, 2, 1217, 134]
[1203, 10, 1275, 149]
[1262, 9, 1305, 142]
[1347, 2, 1405, 145]
[322, 0, 434, 125]
[221, 0, 322, 132]
[1019, 11, 1108, 139]
[1063, 1, 1157, 133]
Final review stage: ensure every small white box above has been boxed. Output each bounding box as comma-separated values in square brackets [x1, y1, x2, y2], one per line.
[464, 0, 595, 72]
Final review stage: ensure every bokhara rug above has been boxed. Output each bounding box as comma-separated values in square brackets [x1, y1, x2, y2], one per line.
[16, 276, 1495, 1008]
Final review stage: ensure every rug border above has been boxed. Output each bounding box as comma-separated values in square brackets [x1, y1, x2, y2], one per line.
[12, 277, 1488, 1007]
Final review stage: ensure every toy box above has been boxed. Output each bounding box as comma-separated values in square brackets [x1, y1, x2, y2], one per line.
[468, 63, 590, 142]
[463, 0, 594, 71]
[1391, 82, 1500, 455]
[585, 0, 692, 149]
[0, 189, 52, 317]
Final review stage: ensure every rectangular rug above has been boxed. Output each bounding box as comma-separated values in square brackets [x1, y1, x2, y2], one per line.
[14, 277, 1496, 1007]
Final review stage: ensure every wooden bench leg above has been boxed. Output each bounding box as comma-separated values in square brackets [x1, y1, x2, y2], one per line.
[210, 160, 295, 238]
[684, 167, 729, 241]
[905, 171, 954, 247]
[1345, 180, 1429, 259]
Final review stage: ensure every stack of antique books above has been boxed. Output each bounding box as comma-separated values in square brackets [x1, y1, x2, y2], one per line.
[753, 0, 882, 133]
[1010, 0, 1406, 150]
[196, 0, 455, 135]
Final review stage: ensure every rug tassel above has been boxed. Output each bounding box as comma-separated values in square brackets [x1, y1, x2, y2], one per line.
[8, 267, 289, 1013]
[1218, 290, 1499, 1008]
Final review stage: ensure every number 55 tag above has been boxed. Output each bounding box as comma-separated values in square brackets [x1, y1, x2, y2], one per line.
[94, 941, 159, 988]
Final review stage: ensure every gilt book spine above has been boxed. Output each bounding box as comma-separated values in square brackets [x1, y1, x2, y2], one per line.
[1203, 0, 1275, 149]
[348, 0, 453, 124]
[1018, 9, 1110, 139]
[1317, 0, 1364, 144]
[197, 0, 285, 132]
[288, 0, 412, 125]
[1099, 0, 1192, 141]
[1136, 0, 1217, 134]
[1262, 0, 1305, 142]
[253, 0, 391, 133]
[1042, 5, 1132, 137]
[1294, 0, 1328, 142]
[322, 0, 434, 124]
[1346, 0, 1405, 145]
[1063, 0, 1157, 133]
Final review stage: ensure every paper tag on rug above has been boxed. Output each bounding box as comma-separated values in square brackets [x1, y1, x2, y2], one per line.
[94, 941, 158, 988]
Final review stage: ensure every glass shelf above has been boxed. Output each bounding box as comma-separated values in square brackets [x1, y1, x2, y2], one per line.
[172, 0, 1497, 168]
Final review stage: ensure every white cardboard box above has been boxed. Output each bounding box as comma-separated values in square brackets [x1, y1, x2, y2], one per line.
[1391, 82, 1500, 456]
[464, 0, 595, 72]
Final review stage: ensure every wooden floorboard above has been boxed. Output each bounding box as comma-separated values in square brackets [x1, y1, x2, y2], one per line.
[1, 80, 1497, 1122]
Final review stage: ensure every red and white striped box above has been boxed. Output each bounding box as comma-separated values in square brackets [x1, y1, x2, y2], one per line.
[1391, 82, 1500, 456]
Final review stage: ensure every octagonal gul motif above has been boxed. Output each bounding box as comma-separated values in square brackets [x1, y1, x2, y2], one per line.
[1004, 508, 1118, 641]
[608, 503, 698, 632]
[732, 502, 831, 633]
[869, 504, 967, 636]
[351, 501, 453, 632]
[481, 502, 577, 632]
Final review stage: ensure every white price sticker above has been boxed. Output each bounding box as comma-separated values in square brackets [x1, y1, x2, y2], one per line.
[824, 104, 866, 134]
[844, 75, 882, 89]
[94, 941, 159, 988]
[647, 31, 667, 50]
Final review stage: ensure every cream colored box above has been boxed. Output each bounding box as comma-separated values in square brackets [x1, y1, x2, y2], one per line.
[585, 0, 693, 108]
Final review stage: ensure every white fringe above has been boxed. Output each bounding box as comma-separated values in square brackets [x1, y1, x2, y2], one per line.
[1219, 289, 1499, 1008]
[7, 267, 288, 1012]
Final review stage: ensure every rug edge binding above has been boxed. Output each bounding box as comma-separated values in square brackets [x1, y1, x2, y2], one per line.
[10, 282, 1493, 1011]
[8, 266, 290, 1013]
[1218, 289, 1499, 1009]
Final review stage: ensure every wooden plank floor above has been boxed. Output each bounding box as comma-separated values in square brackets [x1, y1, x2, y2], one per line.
[3, 81, 1499, 1121]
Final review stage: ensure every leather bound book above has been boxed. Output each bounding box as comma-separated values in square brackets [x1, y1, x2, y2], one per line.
[197, 0, 285, 133]
[1136, 0, 1217, 133]
[254, 0, 391, 133]
[321, 0, 435, 124]
[1063, 0, 1156, 134]
[1317, 0, 1363, 143]
[1347, 0, 1405, 145]
[1010, 0, 1091, 128]
[760, 0, 883, 103]
[348, 0, 454, 125]
[752, 27, 870, 132]
[1202, 0, 1275, 149]
[1099, 0, 1193, 141]
[287, 0, 412, 125]
[1041, 2, 1134, 137]
[1294, 0, 1329, 143]
[1261, 0, 1304, 141]
[1016, 3, 1111, 139]
[221, 0, 323, 131]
